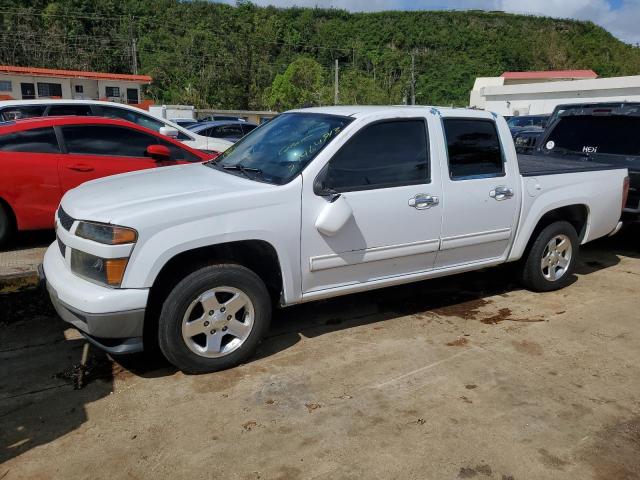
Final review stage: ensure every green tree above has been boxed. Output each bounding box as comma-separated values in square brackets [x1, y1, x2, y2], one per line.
[265, 56, 329, 110]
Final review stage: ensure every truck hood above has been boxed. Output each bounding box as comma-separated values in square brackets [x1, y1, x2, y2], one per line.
[61, 163, 277, 225]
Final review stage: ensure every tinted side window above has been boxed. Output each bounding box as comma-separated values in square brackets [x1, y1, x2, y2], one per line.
[98, 106, 162, 130]
[158, 139, 202, 162]
[0, 106, 46, 121]
[324, 119, 429, 192]
[545, 116, 640, 156]
[47, 105, 93, 116]
[242, 124, 257, 135]
[62, 125, 159, 157]
[212, 125, 243, 138]
[0, 128, 60, 153]
[98, 106, 192, 141]
[443, 119, 504, 179]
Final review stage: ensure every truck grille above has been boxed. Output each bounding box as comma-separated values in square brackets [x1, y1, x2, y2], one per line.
[57, 207, 74, 231]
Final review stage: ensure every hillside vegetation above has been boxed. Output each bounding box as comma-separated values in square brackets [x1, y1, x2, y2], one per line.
[1, 0, 640, 109]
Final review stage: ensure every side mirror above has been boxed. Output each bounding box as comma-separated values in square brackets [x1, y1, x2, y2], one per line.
[159, 126, 179, 138]
[146, 144, 171, 161]
[315, 194, 352, 236]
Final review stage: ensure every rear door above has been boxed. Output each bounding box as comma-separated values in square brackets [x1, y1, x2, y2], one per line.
[435, 117, 520, 268]
[58, 124, 174, 192]
[0, 127, 62, 229]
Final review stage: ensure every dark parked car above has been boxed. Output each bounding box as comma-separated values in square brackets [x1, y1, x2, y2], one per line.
[508, 115, 549, 154]
[200, 115, 247, 122]
[532, 102, 639, 221]
[188, 120, 258, 143]
[548, 102, 640, 125]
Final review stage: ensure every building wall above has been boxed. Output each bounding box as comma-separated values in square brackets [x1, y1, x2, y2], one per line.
[97, 80, 142, 103]
[70, 78, 99, 99]
[471, 75, 640, 115]
[484, 89, 640, 116]
[0, 74, 72, 99]
[0, 73, 145, 102]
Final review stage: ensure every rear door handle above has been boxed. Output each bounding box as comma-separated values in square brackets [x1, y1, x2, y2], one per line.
[68, 164, 94, 172]
[489, 186, 514, 201]
[408, 193, 439, 209]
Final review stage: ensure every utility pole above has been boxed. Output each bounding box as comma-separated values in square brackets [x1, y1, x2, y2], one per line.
[132, 38, 138, 75]
[410, 52, 415, 105]
[334, 58, 339, 105]
[129, 17, 138, 75]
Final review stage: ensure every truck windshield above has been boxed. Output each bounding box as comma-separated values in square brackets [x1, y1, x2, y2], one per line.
[208, 112, 352, 184]
[544, 115, 640, 156]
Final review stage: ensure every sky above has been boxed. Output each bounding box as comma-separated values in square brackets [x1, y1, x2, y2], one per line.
[218, 0, 640, 45]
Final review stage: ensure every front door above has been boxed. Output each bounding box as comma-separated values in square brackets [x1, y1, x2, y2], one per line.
[126, 88, 139, 104]
[301, 117, 443, 294]
[20, 83, 35, 100]
[435, 117, 520, 268]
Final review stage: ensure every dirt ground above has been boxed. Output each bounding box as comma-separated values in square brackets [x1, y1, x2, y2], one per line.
[1, 225, 639, 480]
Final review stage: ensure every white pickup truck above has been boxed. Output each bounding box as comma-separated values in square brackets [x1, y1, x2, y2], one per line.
[42, 106, 629, 373]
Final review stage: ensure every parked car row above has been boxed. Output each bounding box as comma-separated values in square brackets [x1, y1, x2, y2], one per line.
[38, 105, 628, 374]
[0, 115, 216, 245]
[0, 99, 233, 153]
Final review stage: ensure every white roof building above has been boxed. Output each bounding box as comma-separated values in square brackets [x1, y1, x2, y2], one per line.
[470, 70, 640, 116]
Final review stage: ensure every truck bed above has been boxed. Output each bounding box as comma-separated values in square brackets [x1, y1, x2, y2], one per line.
[517, 154, 621, 177]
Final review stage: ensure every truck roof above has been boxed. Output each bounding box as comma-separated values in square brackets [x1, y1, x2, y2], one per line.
[290, 105, 495, 120]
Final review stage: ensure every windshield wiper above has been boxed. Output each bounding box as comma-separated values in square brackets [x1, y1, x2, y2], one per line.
[222, 163, 263, 178]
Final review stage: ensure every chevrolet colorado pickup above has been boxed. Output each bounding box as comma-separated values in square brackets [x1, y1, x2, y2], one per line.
[42, 106, 629, 373]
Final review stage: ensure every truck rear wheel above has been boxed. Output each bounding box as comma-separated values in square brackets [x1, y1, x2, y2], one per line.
[157, 264, 272, 374]
[519, 220, 579, 292]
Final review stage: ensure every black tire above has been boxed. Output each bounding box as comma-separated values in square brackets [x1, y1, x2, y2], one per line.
[519, 220, 579, 292]
[0, 203, 15, 249]
[157, 264, 271, 374]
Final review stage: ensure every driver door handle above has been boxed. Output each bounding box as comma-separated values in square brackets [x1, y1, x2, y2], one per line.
[408, 193, 439, 210]
[489, 186, 514, 201]
[68, 164, 94, 172]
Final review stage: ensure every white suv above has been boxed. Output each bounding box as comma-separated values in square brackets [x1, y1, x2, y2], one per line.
[0, 99, 232, 153]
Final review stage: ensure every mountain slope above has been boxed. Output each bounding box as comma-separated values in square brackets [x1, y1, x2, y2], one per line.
[1, 1, 639, 108]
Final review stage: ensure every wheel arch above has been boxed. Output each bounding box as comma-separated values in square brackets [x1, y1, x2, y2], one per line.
[510, 203, 589, 261]
[143, 239, 284, 349]
[0, 195, 17, 233]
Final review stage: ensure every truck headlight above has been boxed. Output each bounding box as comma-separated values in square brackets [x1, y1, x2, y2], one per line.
[70, 250, 129, 287]
[515, 136, 528, 146]
[75, 222, 137, 245]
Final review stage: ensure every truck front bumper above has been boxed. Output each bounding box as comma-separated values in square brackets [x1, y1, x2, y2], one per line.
[41, 243, 149, 355]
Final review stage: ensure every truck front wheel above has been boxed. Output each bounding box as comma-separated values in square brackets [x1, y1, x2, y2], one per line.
[158, 264, 272, 374]
[519, 220, 579, 292]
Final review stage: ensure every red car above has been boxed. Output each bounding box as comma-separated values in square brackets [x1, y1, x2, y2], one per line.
[0, 116, 216, 245]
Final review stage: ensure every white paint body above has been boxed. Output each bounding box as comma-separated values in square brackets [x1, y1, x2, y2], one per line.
[0, 99, 232, 152]
[44, 106, 627, 317]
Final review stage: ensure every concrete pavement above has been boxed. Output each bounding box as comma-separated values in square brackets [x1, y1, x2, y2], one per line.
[1, 226, 639, 479]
